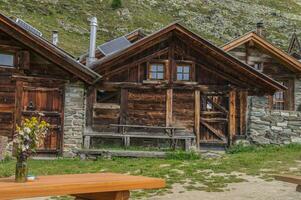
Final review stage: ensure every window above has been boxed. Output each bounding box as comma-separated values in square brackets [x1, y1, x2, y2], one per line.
[272, 90, 284, 110]
[149, 63, 164, 80]
[253, 63, 263, 72]
[0, 53, 14, 67]
[270, 80, 293, 111]
[176, 64, 190, 81]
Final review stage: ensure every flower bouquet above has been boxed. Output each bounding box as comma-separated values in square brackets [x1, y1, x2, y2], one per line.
[13, 116, 49, 182]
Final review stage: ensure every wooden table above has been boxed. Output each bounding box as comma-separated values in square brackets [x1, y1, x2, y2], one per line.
[0, 173, 166, 200]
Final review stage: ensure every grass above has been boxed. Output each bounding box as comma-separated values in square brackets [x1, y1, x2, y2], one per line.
[0, 0, 300, 56]
[1, 144, 301, 199]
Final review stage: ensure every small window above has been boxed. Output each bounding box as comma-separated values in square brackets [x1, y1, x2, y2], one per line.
[272, 81, 285, 110]
[253, 63, 263, 72]
[149, 63, 165, 80]
[0, 53, 14, 67]
[177, 64, 190, 81]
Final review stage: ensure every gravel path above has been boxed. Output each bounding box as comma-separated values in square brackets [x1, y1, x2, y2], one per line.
[148, 175, 301, 200]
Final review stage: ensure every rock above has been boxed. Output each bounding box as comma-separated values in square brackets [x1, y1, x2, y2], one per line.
[291, 137, 301, 143]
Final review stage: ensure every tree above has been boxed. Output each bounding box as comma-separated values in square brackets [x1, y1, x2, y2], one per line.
[111, 0, 122, 9]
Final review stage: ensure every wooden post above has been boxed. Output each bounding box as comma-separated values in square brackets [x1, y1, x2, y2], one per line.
[86, 87, 96, 130]
[166, 89, 173, 127]
[120, 89, 128, 125]
[15, 80, 23, 126]
[239, 90, 248, 136]
[194, 90, 200, 149]
[229, 90, 236, 144]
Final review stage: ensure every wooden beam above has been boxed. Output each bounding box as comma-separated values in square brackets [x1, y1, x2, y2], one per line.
[239, 90, 248, 136]
[86, 87, 96, 129]
[168, 38, 175, 82]
[120, 89, 128, 126]
[166, 89, 173, 127]
[194, 89, 200, 149]
[228, 90, 236, 144]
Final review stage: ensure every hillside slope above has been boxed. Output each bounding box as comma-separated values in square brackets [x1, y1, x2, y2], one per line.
[1, 0, 301, 57]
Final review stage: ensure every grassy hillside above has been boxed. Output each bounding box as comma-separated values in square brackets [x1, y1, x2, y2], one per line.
[1, 0, 301, 57]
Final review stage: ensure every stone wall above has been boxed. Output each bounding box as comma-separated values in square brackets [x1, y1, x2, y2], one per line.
[63, 82, 86, 157]
[0, 136, 8, 160]
[247, 95, 301, 145]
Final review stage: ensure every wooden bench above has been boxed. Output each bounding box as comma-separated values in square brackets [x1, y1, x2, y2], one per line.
[0, 173, 165, 200]
[275, 175, 301, 192]
[84, 124, 195, 151]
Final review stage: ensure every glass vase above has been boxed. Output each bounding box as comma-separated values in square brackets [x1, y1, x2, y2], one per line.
[15, 156, 28, 183]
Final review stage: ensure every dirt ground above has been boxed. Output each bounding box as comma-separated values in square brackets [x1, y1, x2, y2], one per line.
[148, 175, 301, 200]
[19, 175, 301, 200]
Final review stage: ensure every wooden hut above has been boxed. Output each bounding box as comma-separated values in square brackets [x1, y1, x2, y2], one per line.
[84, 23, 284, 150]
[223, 24, 301, 145]
[0, 14, 100, 156]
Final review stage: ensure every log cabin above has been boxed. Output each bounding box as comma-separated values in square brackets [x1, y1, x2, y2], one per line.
[223, 23, 301, 145]
[0, 13, 100, 157]
[83, 22, 285, 150]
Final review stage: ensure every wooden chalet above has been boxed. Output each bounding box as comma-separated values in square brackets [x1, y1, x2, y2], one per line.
[0, 13, 100, 156]
[223, 24, 301, 111]
[84, 22, 284, 150]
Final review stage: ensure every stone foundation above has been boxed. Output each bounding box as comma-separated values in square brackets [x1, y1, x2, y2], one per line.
[0, 136, 8, 160]
[63, 82, 86, 157]
[247, 96, 301, 145]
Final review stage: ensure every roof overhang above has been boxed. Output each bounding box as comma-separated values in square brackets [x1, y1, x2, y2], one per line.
[222, 32, 301, 74]
[89, 22, 286, 93]
[0, 13, 100, 85]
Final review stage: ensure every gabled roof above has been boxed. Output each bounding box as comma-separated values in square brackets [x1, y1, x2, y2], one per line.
[0, 13, 100, 84]
[288, 32, 301, 55]
[222, 31, 301, 73]
[89, 22, 286, 93]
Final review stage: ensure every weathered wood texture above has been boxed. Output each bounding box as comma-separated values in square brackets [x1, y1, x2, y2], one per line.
[127, 89, 166, 127]
[173, 90, 194, 131]
[0, 28, 85, 154]
[0, 173, 165, 200]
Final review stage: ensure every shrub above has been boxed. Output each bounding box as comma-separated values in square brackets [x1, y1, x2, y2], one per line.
[111, 0, 122, 9]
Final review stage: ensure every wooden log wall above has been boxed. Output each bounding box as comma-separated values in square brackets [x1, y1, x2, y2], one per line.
[0, 78, 15, 138]
[93, 103, 120, 132]
[173, 90, 195, 131]
[127, 89, 166, 126]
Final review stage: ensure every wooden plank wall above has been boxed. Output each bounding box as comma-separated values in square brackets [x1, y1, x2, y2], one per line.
[172, 90, 194, 131]
[127, 89, 166, 126]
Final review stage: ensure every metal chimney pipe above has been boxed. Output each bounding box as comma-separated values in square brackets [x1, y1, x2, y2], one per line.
[52, 30, 59, 46]
[256, 22, 264, 37]
[86, 17, 98, 65]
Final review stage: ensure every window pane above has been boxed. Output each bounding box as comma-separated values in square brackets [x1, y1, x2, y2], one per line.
[177, 66, 183, 73]
[157, 73, 164, 79]
[157, 64, 164, 72]
[151, 64, 157, 72]
[150, 72, 156, 79]
[177, 74, 182, 80]
[183, 74, 190, 80]
[0, 54, 14, 66]
[183, 66, 190, 73]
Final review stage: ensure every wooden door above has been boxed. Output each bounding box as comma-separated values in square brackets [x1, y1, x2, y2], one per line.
[18, 81, 64, 154]
[200, 95, 228, 145]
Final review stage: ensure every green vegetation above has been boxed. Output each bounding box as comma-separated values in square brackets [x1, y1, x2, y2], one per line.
[0, 0, 300, 56]
[111, 0, 122, 9]
[1, 144, 301, 199]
